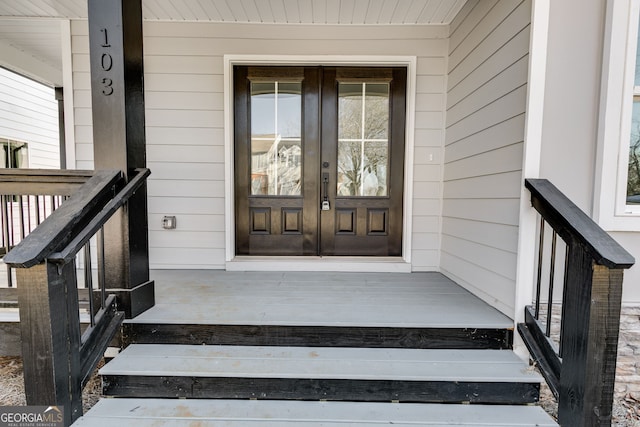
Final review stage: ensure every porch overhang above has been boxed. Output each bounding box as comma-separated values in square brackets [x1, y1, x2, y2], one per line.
[0, 0, 466, 87]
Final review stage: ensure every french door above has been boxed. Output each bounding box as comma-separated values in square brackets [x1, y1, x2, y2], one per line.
[234, 66, 406, 256]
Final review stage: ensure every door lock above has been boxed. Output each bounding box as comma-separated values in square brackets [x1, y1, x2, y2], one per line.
[321, 172, 330, 211]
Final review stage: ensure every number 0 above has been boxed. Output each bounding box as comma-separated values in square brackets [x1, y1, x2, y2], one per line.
[101, 53, 113, 71]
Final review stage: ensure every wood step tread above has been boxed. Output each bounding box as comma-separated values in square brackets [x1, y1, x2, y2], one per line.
[131, 272, 513, 329]
[72, 399, 558, 426]
[101, 344, 542, 383]
[128, 301, 512, 328]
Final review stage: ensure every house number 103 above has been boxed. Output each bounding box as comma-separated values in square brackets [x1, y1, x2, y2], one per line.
[99, 28, 114, 96]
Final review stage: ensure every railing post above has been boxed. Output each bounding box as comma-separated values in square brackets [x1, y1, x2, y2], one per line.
[558, 246, 623, 426]
[16, 261, 82, 426]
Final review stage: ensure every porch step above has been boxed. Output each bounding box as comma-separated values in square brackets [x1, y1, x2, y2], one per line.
[100, 344, 542, 404]
[73, 399, 558, 426]
[86, 272, 555, 425]
[123, 271, 514, 349]
[123, 322, 512, 349]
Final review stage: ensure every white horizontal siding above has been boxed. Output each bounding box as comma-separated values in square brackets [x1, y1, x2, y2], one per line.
[70, 20, 447, 270]
[442, 0, 531, 317]
[148, 213, 225, 232]
[411, 34, 446, 271]
[0, 67, 59, 169]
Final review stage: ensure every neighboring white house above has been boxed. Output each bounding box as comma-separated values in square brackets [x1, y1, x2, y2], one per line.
[0, 0, 639, 324]
[0, 67, 60, 169]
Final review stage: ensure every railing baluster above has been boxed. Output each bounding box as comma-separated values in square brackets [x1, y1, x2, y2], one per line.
[559, 246, 570, 358]
[34, 195, 41, 225]
[26, 196, 32, 233]
[8, 195, 14, 247]
[98, 227, 106, 309]
[18, 195, 25, 240]
[1, 195, 5, 249]
[546, 230, 557, 337]
[2, 195, 10, 249]
[535, 217, 545, 318]
[2, 195, 12, 288]
[84, 242, 95, 327]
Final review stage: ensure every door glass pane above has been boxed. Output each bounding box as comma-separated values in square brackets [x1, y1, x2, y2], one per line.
[337, 82, 389, 196]
[251, 81, 302, 196]
[636, 13, 640, 86]
[628, 99, 640, 203]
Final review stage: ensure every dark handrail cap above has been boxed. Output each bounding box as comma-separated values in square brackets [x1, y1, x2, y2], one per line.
[525, 178, 635, 269]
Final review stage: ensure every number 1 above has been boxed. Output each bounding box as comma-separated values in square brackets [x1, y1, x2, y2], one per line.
[100, 28, 111, 47]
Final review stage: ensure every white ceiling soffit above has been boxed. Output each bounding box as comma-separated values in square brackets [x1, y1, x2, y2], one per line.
[0, 20, 63, 86]
[0, 0, 467, 24]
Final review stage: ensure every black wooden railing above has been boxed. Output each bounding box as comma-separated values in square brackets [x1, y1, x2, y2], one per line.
[0, 169, 93, 287]
[518, 179, 635, 427]
[3, 168, 150, 426]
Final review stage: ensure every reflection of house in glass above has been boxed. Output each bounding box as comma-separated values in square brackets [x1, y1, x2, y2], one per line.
[251, 134, 301, 196]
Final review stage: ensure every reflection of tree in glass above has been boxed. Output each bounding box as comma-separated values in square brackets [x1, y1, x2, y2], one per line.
[629, 111, 640, 201]
[338, 141, 362, 196]
[338, 91, 389, 196]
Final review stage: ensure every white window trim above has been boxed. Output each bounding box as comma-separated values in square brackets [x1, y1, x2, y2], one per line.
[595, 0, 640, 230]
[222, 55, 417, 268]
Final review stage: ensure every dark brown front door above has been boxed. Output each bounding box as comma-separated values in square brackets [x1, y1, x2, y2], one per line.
[234, 66, 406, 256]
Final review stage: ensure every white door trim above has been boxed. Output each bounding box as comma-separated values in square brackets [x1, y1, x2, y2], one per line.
[223, 55, 417, 272]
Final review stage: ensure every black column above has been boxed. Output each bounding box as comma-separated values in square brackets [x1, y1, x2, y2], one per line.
[54, 87, 66, 169]
[88, 0, 154, 317]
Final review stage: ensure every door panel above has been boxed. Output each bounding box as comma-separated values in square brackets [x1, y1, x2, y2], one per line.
[234, 67, 320, 255]
[319, 67, 406, 256]
[234, 66, 405, 256]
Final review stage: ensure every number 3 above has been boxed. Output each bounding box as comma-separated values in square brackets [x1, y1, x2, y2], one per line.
[102, 78, 113, 96]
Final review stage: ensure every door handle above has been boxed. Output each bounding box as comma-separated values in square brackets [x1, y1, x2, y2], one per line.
[321, 172, 330, 210]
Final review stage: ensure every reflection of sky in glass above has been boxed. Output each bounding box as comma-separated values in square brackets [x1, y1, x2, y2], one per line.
[251, 82, 301, 138]
[251, 83, 275, 136]
[631, 100, 640, 153]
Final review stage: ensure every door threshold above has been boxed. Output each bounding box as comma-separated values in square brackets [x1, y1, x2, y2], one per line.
[226, 256, 411, 273]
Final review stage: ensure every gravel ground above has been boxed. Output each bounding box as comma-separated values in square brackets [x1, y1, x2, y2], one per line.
[0, 307, 639, 424]
[0, 357, 102, 413]
[536, 305, 640, 426]
[538, 380, 640, 426]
